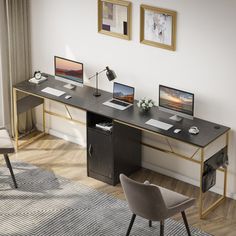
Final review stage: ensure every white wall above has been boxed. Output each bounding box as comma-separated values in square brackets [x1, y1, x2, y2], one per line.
[29, 0, 236, 197]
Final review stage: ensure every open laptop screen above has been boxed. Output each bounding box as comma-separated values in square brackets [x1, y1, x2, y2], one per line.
[113, 82, 135, 104]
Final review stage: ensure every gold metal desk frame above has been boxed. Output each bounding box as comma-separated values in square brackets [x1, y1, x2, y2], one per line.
[13, 87, 229, 219]
[115, 119, 229, 219]
[13, 88, 85, 149]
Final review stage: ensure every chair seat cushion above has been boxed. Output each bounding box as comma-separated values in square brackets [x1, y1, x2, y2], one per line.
[152, 184, 195, 217]
[159, 186, 190, 208]
[0, 129, 15, 154]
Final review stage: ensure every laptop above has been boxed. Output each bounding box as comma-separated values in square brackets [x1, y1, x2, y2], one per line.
[103, 82, 135, 110]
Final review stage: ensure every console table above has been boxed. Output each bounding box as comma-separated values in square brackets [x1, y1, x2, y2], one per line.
[13, 74, 230, 218]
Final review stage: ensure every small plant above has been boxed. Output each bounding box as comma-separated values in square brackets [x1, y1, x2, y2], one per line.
[137, 98, 155, 112]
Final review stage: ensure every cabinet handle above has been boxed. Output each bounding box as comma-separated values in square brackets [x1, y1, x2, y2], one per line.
[88, 144, 93, 157]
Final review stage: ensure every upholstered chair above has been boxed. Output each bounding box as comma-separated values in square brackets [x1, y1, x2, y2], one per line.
[0, 128, 17, 188]
[120, 174, 195, 236]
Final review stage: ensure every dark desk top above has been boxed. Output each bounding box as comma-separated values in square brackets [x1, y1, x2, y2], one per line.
[14, 74, 111, 111]
[14, 74, 230, 148]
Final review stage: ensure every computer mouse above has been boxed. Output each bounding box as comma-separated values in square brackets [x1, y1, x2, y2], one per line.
[65, 95, 72, 99]
[174, 128, 181, 134]
[188, 126, 199, 134]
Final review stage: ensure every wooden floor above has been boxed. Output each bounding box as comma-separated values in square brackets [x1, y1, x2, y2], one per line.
[2, 134, 236, 236]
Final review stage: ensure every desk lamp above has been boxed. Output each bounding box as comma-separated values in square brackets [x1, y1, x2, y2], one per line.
[88, 66, 116, 97]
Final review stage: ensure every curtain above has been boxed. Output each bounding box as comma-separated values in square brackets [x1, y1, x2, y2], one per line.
[0, 0, 33, 135]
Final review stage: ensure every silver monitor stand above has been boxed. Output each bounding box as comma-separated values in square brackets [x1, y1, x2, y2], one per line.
[169, 114, 183, 122]
[64, 84, 75, 90]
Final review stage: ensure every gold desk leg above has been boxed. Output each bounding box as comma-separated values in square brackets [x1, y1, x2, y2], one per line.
[200, 132, 229, 218]
[17, 132, 45, 149]
[224, 167, 228, 198]
[201, 196, 225, 218]
[224, 131, 229, 197]
[13, 88, 18, 150]
[13, 90, 47, 150]
[43, 99, 46, 133]
[199, 148, 204, 218]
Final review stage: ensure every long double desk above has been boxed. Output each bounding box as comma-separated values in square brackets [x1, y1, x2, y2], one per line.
[13, 74, 230, 218]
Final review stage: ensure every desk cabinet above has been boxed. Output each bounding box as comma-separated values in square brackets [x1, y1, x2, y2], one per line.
[87, 128, 113, 180]
[87, 112, 141, 185]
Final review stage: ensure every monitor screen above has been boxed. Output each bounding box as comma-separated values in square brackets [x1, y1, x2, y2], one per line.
[54, 56, 83, 86]
[113, 82, 135, 104]
[159, 85, 194, 117]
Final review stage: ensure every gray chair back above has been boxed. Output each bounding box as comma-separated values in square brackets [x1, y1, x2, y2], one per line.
[120, 174, 168, 221]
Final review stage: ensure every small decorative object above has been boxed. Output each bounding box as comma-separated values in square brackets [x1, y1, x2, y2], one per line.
[34, 71, 42, 80]
[29, 71, 47, 84]
[98, 0, 132, 40]
[140, 4, 177, 51]
[137, 98, 154, 112]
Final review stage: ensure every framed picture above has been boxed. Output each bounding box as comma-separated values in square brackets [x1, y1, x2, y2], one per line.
[140, 5, 177, 51]
[98, 0, 132, 40]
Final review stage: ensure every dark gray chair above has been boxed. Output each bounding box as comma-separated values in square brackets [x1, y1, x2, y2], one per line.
[0, 128, 17, 188]
[120, 174, 195, 236]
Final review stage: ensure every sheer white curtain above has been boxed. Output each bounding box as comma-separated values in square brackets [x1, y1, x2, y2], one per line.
[0, 0, 7, 128]
[0, 0, 33, 134]
[0, 55, 3, 127]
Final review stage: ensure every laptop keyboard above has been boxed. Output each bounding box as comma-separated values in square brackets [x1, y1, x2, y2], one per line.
[110, 99, 130, 107]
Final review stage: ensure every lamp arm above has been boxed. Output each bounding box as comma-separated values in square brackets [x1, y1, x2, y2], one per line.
[88, 68, 107, 80]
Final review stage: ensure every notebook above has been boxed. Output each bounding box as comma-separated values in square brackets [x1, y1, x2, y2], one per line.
[103, 82, 135, 111]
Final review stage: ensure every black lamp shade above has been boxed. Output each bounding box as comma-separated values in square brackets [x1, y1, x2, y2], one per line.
[106, 66, 116, 81]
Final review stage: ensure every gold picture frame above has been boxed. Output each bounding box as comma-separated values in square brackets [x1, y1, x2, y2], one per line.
[98, 0, 132, 40]
[140, 5, 177, 51]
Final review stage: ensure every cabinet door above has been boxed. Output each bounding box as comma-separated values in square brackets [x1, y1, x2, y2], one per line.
[87, 129, 113, 179]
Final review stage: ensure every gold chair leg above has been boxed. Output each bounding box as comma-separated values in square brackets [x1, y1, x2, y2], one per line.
[13, 88, 18, 150]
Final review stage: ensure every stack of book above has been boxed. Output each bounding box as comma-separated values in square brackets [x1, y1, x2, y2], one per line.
[28, 76, 47, 84]
[95, 122, 113, 132]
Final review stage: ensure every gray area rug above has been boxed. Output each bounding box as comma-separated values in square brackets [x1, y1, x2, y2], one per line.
[0, 162, 211, 236]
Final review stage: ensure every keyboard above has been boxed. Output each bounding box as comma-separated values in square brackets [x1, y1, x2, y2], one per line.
[145, 119, 173, 130]
[41, 87, 65, 97]
[110, 99, 129, 107]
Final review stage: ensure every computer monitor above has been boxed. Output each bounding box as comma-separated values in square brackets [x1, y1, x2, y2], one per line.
[159, 85, 194, 121]
[54, 56, 83, 89]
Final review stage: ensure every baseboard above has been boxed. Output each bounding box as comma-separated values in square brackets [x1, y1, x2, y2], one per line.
[142, 161, 236, 199]
[36, 124, 86, 148]
[48, 128, 86, 148]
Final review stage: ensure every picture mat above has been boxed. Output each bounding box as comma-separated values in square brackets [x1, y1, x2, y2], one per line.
[144, 10, 172, 46]
[103, 2, 113, 20]
[102, 2, 128, 34]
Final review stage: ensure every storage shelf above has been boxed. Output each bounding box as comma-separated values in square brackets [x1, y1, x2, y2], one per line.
[17, 95, 43, 114]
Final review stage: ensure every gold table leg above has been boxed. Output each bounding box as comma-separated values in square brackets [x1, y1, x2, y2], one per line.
[199, 132, 229, 219]
[12, 89, 46, 150]
[13, 88, 18, 150]
[199, 148, 204, 218]
[43, 98, 46, 133]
